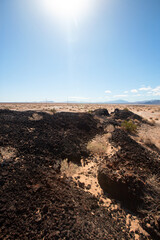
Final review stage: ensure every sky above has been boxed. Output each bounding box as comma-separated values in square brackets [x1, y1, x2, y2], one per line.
[0, 0, 160, 102]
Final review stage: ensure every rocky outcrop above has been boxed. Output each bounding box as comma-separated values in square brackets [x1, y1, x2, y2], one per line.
[98, 163, 145, 211]
[112, 108, 143, 122]
[0, 110, 103, 164]
[92, 108, 110, 117]
[97, 127, 160, 238]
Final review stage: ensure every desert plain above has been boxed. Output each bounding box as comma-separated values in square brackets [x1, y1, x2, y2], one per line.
[0, 103, 160, 239]
[1, 102, 160, 150]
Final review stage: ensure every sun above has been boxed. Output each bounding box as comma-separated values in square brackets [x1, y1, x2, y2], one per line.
[39, 0, 92, 23]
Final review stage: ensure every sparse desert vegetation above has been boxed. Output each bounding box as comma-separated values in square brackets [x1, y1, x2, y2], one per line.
[50, 107, 57, 114]
[87, 134, 111, 157]
[121, 119, 137, 133]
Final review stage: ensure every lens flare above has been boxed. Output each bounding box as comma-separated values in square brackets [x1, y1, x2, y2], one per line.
[39, 0, 92, 23]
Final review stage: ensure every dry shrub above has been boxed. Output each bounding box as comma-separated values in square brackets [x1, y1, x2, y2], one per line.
[87, 110, 93, 114]
[60, 159, 79, 176]
[50, 108, 56, 114]
[123, 107, 129, 111]
[105, 124, 115, 133]
[29, 113, 43, 121]
[87, 134, 110, 156]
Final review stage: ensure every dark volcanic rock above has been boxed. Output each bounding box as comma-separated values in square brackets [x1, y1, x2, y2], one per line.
[0, 108, 160, 239]
[0, 110, 102, 164]
[92, 108, 110, 117]
[98, 164, 145, 210]
[111, 128, 160, 176]
[113, 108, 143, 122]
[97, 127, 160, 238]
[0, 109, 133, 239]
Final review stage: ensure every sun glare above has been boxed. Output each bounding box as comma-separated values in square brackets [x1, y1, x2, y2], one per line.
[39, 0, 92, 23]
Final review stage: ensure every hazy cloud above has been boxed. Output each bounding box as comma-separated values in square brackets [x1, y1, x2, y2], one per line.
[134, 94, 141, 97]
[113, 94, 128, 98]
[131, 89, 138, 93]
[152, 87, 160, 96]
[153, 92, 160, 96]
[68, 97, 90, 100]
[104, 84, 160, 101]
[105, 90, 111, 94]
[152, 86, 160, 93]
[139, 86, 152, 91]
[134, 85, 160, 97]
[146, 86, 160, 96]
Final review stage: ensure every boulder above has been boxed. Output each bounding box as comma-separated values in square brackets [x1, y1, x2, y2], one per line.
[98, 164, 145, 211]
[113, 109, 143, 121]
[92, 109, 110, 117]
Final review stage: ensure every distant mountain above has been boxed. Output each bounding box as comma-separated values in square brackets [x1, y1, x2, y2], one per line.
[63, 101, 89, 104]
[105, 99, 129, 104]
[134, 100, 160, 105]
[40, 100, 55, 103]
[104, 99, 160, 105]
[56, 99, 160, 104]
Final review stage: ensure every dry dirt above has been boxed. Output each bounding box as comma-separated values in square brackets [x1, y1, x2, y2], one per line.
[0, 103, 160, 239]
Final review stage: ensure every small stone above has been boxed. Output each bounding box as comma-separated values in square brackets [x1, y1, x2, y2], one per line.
[78, 181, 85, 189]
[9, 205, 16, 211]
[42, 206, 48, 214]
[32, 184, 41, 192]
[75, 176, 80, 180]
[99, 199, 104, 204]
[2, 171, 8, 176]
[86, 184, 91, 190]
[146, 223, 152, 229]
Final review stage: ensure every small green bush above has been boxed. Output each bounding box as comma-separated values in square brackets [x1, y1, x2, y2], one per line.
[50, 108, 56, 114]
[88, 110, 93, 114]
[121, 120, 137, 133]
[123, 107, 129, 111]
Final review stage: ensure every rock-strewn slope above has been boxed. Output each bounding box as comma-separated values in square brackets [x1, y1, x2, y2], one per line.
[0, 109, 131, 240]
[0, 108, 160, 239]
[97, 110, 160, 239]
[0, 109, 102, 165]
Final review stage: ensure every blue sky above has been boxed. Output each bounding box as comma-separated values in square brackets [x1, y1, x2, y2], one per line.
[0, 0, 160, 102]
